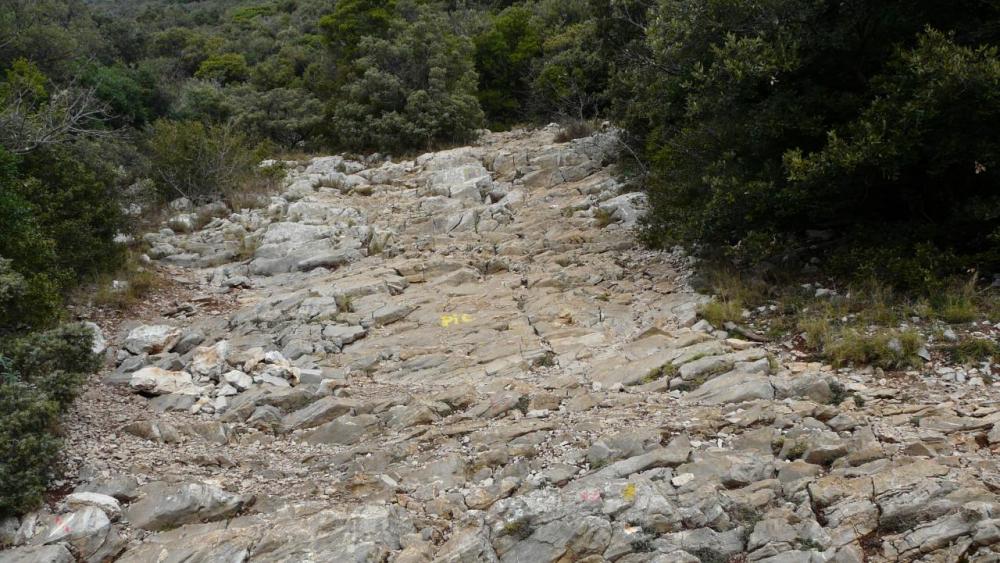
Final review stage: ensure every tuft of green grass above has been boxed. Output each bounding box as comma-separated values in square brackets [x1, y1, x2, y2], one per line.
[851, 279, 900, 326]
[948, 337, 1000, 364]
[936, 297, 978, 324]
[515, 395, 530, 415]
[797, 538, 823, 551]
[593, 207, 614, 228]
[784, 440, 808, 460]
[934, 276, 980, 324]
[673, 373, 710, 392]
[825, 329, 924, 370]
[798, 317, 831, 351]
[698, 299, 743, 328]
[700, 265, 768, 309]
[630, 538, 656, 553]
[767, 354, 780, 373]
[828, 380, 848, 405]
[502, 519, 533, 540]
[554, 120, 595, 143]
[534, 352, 557, 368]
[337, 293, 354, 313]
[642, 362, 678, 384]
[89, 254, 163, 310]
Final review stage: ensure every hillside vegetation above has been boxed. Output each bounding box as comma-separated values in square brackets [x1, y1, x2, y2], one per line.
[1, 0, 998, 520]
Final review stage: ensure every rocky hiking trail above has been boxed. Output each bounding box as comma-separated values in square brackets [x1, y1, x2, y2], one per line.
[4, 126, 1000, 563]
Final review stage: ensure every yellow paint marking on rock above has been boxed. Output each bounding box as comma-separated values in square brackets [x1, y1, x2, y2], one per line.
[622, 483, 637, 502]
[440, 313, 474, 327]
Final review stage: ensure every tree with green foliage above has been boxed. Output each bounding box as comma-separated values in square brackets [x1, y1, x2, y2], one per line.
[319, 0, 398, 77]
[531, 22, 606, 119]
[147, 118, 265, 202]
[173, 79, 233, 123]
[0, 323, 99, 517]
[616, 0, 1000, 287]
[0, 59, 112, 155]
[80, 63, 161, 127]
[0, 141, 125, 331]
[230, 86, 323, 147]
[473, 5, 542, 125]
[17, 145, 126, 280]
[326, 4, 484, 152]
[195, 53, 250, 84]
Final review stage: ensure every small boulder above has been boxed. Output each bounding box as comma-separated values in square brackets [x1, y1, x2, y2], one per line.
[124, 482, 249, 531]
[190, 341, 229, 378]
[128, 367, 194, 396]
[124, 325, 180, 355]
[64, 492, 122, 521]
[223, 370, 253, 391]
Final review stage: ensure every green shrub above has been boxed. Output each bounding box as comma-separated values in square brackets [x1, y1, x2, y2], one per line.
[18, 145, 126, 281]
[0, 144, 124, 331]
[8, 323, 100, 407]
[173, 80, 233, 123]
[698, 299, 743, 329]
[194, 53, 249, 84]
[229, 86, 324, 147]
[0, 323, 96, 517]
[948, 338, 1000, 365]
[618, 1, 1000, 284]
[147, 119, 266, 203]
[531, 22, 607, 120]
[325, 5, 484, 152]
[0, 259, 60, 337]
[0, 377, 62, 517]
[80, 63, 161, 127]
[473, 5, 543, 126]
[825, 329, 924, 370]
[318, 0, 398, 73]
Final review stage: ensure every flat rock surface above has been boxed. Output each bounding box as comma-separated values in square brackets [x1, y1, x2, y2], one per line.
[7, 126, 999, 562]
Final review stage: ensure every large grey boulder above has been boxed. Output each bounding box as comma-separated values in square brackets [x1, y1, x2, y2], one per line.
[27, 507, 120, 561]
[597, 191, 647, 228]
[116, 504, 413, 563]
[280, 396, 362, 433]
[128, 367, 195, 396]
[685, 371, 774, 405]
[124, 325, 180, 355]
[124, 482, 249, 531]
[0, 545, 74, 563]
[302, 414, 379, 445]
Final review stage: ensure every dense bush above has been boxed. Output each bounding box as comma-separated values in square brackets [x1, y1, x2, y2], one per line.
[8, 323, 101, 404]
[195, 53, 250, 84]
[0, 324, 97, 517]
[80, 63, 162, 127]
[531, 21, 607, 120]
[229, 86, 324, 147]
[0, 377, 62, 518]
[0, 141, 125, 331]
[147, 119, 266, 203]
[18, 145, 126, 280]
[614, 0, 1000, 286]
[473, 6, 543, 126]
[325, 5, 484, 152]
